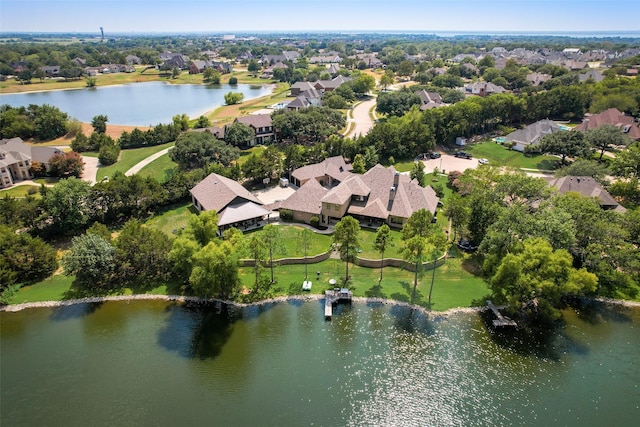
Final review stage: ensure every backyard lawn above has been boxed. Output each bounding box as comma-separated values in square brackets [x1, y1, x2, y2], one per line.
[0, 185, 41, 198]
[465, 141, 560, 170]
[145, 202, 195, 236]
[96, 141, 174, 181]
[137, 153, 177, 182]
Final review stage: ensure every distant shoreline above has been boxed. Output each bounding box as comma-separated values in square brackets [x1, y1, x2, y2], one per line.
[2, 293, 638, 314]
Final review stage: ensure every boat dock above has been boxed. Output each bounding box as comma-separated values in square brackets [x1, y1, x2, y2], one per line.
[486, 300, 517, 327]
[325, 288, 353, 320]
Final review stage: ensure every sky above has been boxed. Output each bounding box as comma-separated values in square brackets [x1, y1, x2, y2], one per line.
[1, 0, 639, 34]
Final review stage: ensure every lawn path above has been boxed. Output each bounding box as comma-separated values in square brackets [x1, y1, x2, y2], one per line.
[125, 147, 172, 176]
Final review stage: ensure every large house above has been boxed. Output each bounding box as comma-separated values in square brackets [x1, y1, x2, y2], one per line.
[460, 82, 506, 97]
[0, 138, 62, 188]
[416, 90, 446, 110]
[282, 159, 438, 228]
[575, 108, 640, 140]
[190, 173, 271, 234]
[235, 114, 276, 145]
[547, 176, 625, 212]
[505, 119, 562, 152]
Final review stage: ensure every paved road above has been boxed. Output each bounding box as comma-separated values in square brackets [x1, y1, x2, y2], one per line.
[125, 147, 172, 176]
[344, 96, 377, 139]
[81, 156, 99, 185]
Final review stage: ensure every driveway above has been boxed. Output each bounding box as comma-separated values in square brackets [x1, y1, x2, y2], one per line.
[81, 156, 99, 185]
[253, 183, 297, 204]
[345, 97, 377, 139]
[421, 153, 479, 174]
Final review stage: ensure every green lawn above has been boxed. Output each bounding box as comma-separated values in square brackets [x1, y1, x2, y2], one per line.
[236, 145, 266, 166]
[465, 141, 560, 170]
[145, 202, 195, 236]
[137, 153, 177, 182]
[357, 227, 405, 259]
[0, 185, 41, 198]
[245, 225, 334, 258]
[95, 142, 174, 181]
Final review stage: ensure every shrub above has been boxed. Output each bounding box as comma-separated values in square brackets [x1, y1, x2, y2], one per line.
[432, 183, 445, 198]
[228, 76, 238, 85]
[310, 216, 320, 228]
[98, 142, 120, 166]
[279, 209, 293, 221]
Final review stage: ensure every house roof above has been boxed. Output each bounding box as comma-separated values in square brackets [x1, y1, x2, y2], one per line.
[236, 114, 272, 129]
[290, 81, 315, 92]
[547, 176, 624, 212]
[217, 201, 270, 226]
[574, 108, 640, 140]
[416, 90, 445, 110]
[505, 119, 561, 145]
[0, 137, 61, 166]
[278, 178, 327, 215]
[291, 156, 353, 184]
[190, 172, 262, 213]
[192, 126, 226, 140]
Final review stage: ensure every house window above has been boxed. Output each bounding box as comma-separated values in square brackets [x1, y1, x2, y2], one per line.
[334, 204, 339, 211]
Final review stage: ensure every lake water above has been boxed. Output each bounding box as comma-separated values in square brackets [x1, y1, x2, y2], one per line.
[1, 299, 639, 426]
[0, 82, 274, 126]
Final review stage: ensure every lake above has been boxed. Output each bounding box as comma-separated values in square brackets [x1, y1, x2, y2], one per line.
[1, 299, 639, 426]
[0, 82, 274, 126]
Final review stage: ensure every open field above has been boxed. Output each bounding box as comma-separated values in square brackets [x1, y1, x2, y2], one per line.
[137, 153, 178, 182]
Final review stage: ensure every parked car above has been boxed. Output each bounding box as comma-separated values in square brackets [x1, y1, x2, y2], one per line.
[478, 158, 489, 165]
[454, 151, 472, 159]
[429, 152, 441, 159]
[457, 239, 478, 252]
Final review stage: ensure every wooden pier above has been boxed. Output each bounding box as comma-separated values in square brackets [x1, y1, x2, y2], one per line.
[486, 300, 517, 327]
[325, 288, 353, 320]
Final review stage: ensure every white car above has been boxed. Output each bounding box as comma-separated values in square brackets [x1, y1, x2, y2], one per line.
[478, 158, 489, 165]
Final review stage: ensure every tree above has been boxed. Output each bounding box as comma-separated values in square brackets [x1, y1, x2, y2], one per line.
[585, 124, 631, 161]
[98, 139, 120, 166]
[489, 238, 597, 321]
[172, 114, 190, 132]
[30, 104, 69, 141]
[539, 131, 593, 165]
[224, 91, 244, 105]
[42, 177, 92, 234]
[612, 142, 640, 178]
[247, 59, 260, 75]
[262, 224, 285, 284]
[171, 67, 181, 79]
[17, 69, 32, 84]
[297, 228, 314, 280]
[194, 115, 211, 128]
[203, 68, 221, 84]
[247, 234, 268, 290]
[114, 219, 172, 283]
[376, 90, 421, 117]
[379, 72, 394, 90]
[184, 210, 220, 247]
[189, 241, 240, 298]
[350, 74, 376, 96]
[445, 193, 470, 242]
[397, 60, 415, 79]
[91, 114, 108, 134]
[70, 132, 89, 152]
[374, 224, 394, 282]
[333, 216, 360, 284]
[48, 151, 84, 178]
[351, 154, 366, 174]
[169, 235, 201, 283]
[170, 131, 240, 169]
[225, 122, 255, 148]
[410, 161, 426, 187]
[62, 233, 115, 289]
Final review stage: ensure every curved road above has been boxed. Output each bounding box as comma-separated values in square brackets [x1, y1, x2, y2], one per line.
[344, 96, 377, 139]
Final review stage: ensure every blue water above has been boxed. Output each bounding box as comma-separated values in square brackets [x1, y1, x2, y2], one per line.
[0, 82, 274, 126]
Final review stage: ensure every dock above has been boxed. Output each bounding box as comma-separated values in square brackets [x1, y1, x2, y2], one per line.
[325, 288, 353, 320]
[486, 300, 517, 327]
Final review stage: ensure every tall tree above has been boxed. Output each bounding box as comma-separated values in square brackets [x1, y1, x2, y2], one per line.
[333, 216, 361, 284]
[262, 224, 285, 284]
[170, 131, 240, 169]
[189, 241, 240, 299]
[42, 177, 92, 234]
[612, 142, 640, 178]
[62, 233, 115, 289]
[91, 114, 108, 134]
[48, 151, 84, 178]
[585, 124, 631, 161]
[374, 224, 394, 282]
[114, 219, 172, 284]
[225, 122, 255, 148]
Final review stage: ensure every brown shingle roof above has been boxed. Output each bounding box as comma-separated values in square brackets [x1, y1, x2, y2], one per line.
[236, 114, 272, 129]
[190, 173, 262, 213]
[278, 178, 327, 215]
[575, 108, 640, 140]
[548, 176, 624, 211]
[291, 156, 353, 184]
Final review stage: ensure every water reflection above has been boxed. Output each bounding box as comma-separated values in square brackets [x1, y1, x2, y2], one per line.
[49, 302, 103, 321]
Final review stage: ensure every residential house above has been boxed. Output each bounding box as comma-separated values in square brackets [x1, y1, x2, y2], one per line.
[290, 81, 316, 96]
[286, 88, 323, 111]
[39, 65, 61, 77]
[319, 165, 439, 228]
[261, 54, 287, 65]
[547, 176, 625, 212]
[260, 62, 287, 79]
[313, 75, 351, 92]
[289, 156, 353, 188]
[327, 64, 341, 75]
[416, 90, 446, 110]
[160, 52, 190, 70]
[505, 119, 562, 152]
[125, 55, 141, 65]
[192, 126, 226, 140]
[235, 114, 276, 145]
[282, 51, 300, 62]
[73, 57, 87, 66]
[575, 108, 640, 140]
[526, 72, 552, 86]
[203, 50, 219, 60]
[273, 178, 328, 224]
[460, 82, 506, 97]
[0, 138, 63, 188]
[309, 54, 342, 64]
[578, 69, 605, 83]
[190, 173, 271, 234]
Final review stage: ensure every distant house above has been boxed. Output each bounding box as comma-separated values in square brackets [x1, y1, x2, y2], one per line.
[547, 176, 625, 212]
[460, 82, 506, 97]
[282, 51, 300, 62]
[0, 138, 63, 188]
[309, 54, 342, 64]
[505, 119, 562, 152]
[313, 75, 351, 92]
[190, 173, 271, 234]
[290, 156, 353, 188]
[260, 62, 287, 79]
[416, 90, 446, 110]
[286, 88, 323, 111]
[235, 114, 275, 145]
[192, 126, 226, 140]
[575, 108, 640, 140]
[125, 55, 141, 65]
[526, 72, 552, 86]
[290, 81, 315, 96]
[39, 65, 61, 77]
[578, 69, 605, 83]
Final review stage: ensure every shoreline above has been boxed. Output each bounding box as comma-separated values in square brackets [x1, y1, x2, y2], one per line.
[2, 293, 638, 315]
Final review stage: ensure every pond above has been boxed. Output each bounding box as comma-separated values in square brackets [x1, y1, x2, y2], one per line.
[0, 82, 274, 126]
[1, 299, 639, 426]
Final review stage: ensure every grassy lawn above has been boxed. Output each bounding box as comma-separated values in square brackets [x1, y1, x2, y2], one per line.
[0, 185, 41, 198]
[357, 227, 405, 259]
[465, 141, 560, 170]
[137, 153, 177, 182]
[391, 158, 416, 173]
[145, 202, 195, 236]
[236, 145, 266, 166]
[245, 225, 334, 258]
[96, 142, 174, 181]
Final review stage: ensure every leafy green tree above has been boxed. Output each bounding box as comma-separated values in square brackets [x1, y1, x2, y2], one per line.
[333, 216, 361, 284]
[397, 60, 415, 78]
[30, 104, 68, 141]
[194, 115, 211, 128]
[489, 238, 598, 321]
[70, 132, 89, 152]
[351, 154, 366, 174]
[445, 193, 470, 242]
[224, 91, 244, 105]
[539, 131, 593, 165]
[184, 210, 220, 247]
[169, 235, 201, 283]
[62, 233, 115, 289]
[171, 67, 181, 79]
[189, 241, 240, 298]
[225, 122, 255, 148]
[114, 219, 172, 283]
[374, 224, 394, 282]
[379, 72, 394, 90]
[247, 59, 260, 74]
[376, 90, 421, 117]
[612, 142, 640, 178]
[170, 131, 240, 169]
[350, 73, 376, 96]
[247, 234, 268, 289]
[554, 159, 609, 181]
[172, 114, 190, 132]
[42, 177, 92, 234]
[86, 221, 112, 242]
[410, 161, 426, 187]
[91, 114, 108, 134]
[262, 224, 285, 284]
[203, 68, 221, 84]
[17, 69, 32, 84]
[98, 139, 120, 166]
[585, 124, 631, 161]
[88, 132, 116, 152]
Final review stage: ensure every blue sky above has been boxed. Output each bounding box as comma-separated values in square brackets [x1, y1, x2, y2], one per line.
[1, 0, 638, 34]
